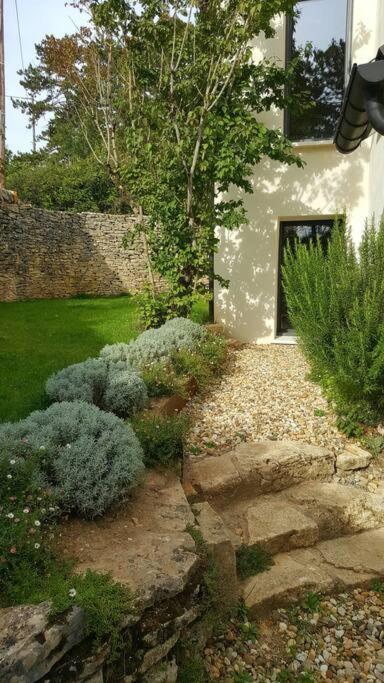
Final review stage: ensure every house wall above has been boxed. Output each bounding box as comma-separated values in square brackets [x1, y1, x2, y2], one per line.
[215, 0, 384, 344]
[368, 0, 384, 222]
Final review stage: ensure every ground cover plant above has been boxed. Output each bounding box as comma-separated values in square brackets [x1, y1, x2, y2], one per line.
[0, 444, 133, 657]
[132, 413, 190, 467]
[0, 295, 208, 422]
[283, 217, 384, 433]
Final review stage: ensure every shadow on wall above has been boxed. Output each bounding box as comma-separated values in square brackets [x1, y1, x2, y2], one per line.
[0, 209, 152, 302]
[215, 142, 370, 343]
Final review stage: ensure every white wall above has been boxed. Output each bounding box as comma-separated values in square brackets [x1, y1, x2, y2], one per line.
[368, 0, 384, 222]
[215, 0, 383, 343]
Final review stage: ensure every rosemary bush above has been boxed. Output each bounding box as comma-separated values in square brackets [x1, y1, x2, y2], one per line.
[283, 217, 384, 430]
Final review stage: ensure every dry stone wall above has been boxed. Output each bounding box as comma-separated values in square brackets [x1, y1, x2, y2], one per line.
[0, 205, 158, 301]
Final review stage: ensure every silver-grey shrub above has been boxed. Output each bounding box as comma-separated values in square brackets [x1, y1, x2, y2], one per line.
[46, 358, 148, 418]
[0, 402, 145, 518]
[104, 370, 148, 417]
[100, 317, 207, 370]
[46, 358, 108, 405]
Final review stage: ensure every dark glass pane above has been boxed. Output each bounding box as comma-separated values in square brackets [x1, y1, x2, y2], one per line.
[288, 0, 348, 140]
[279, 219, 334, 333]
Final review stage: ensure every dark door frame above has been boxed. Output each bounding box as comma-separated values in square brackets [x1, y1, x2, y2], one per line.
[277, 217, 335, 336]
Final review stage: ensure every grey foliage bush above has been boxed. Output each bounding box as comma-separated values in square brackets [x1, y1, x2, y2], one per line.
[46, 358, 109, 405]
[100, 317, 206, 370]
[0, 402, 145, 518]
[104, 370, 148, 417]
[46, 358, 148, 418]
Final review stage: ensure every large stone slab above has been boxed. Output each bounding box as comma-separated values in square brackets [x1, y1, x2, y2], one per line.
[243, 528, 384, 616]
[245, 500, 319, 554]
[243, 553, 333, 616]
[193, 502, 238, 609]
[58, 471, 200, 609]
[0, 602, 86, 683]
[186, 440, 335, 500]
[284, 481, 384, 538]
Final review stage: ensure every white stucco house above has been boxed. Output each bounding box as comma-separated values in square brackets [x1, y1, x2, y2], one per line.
[214, 0, 384, 344]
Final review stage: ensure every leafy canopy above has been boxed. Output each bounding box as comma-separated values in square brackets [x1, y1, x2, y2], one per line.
[13, 0, 308, 321]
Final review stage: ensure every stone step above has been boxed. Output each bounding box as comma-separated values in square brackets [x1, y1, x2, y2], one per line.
[243, 528, 384, 616]
[215, 481, 384, 552]
[184, 440, 335, 501]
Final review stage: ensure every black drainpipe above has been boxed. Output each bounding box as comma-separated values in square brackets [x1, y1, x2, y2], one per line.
[335, 45, 384, 154]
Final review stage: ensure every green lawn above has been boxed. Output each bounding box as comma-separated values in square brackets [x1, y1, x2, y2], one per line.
[0, 295, 209, 423]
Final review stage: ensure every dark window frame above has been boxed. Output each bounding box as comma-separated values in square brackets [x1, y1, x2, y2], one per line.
[277, 217, 335, 335]
[284, 0, 352, 141]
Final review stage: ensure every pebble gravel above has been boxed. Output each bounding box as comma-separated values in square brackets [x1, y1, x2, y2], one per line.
[185, 344, 348, 459]
[205, 588, 384, 682]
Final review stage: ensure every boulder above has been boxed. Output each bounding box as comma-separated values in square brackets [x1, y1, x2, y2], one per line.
[336, 444, 372, 471]
[0, 602, 85, 683]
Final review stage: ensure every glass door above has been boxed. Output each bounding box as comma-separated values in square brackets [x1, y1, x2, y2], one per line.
[278, 218, 334, 334]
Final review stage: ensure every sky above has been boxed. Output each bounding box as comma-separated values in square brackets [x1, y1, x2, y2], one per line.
[4, 0, 83, 154]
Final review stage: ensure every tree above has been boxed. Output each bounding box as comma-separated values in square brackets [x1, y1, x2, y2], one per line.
[6, 151, 119, 213]
[17, 0, 308, 323]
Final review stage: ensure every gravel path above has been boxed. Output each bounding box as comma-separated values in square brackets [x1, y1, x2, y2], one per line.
[186, 345, 348, 459]
[204, 588, 384, 682]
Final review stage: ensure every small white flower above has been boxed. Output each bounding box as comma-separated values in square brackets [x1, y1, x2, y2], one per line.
[39, 446, 45, 451]
[68, 588, 77, 598]
[9, 459, 16, 465]
[48, 507, 55, 512]
[23, 508, 30, 514]
[66, 444, 71, 449]
[7, 513, 14, 519]
[7, 474, 12, 479]
[34, 520, 41, 527]
[34, 543, 40, 549]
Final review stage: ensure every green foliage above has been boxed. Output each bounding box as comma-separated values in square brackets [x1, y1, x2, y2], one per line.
[140, 361, 185, 398]
[233, 672, 253, 683]
[131, 413, 189, 467]
[6, 152, 119, 213]
[371, 579, 384, 594]
[236, 545, 274, 580]
[361, 434, 384, 458]
[50, 570, 133, 655]
[177, 650, 208, 683]
[301, 591, 322, 614]
[283, 217, 384, 428]
[171, 333, 227, 392]
[0, 446, 132, 659]
[21, 0, 306, 320]
[0, 446, 59, 601]
[0, 402, 144, 518]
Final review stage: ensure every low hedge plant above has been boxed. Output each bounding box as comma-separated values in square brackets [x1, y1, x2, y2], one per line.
[0, 401, 145, 519]
[131, 413, 190, 467]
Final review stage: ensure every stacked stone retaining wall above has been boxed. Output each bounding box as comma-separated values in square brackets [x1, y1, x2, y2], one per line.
[0, 204, 157, 301]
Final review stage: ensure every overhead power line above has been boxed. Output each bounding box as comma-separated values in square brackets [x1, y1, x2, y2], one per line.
[14, 0, 25, 69]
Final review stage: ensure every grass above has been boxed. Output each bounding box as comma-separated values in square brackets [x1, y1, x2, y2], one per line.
[236, 545, 274, 580]
[0, 295, 209, 423]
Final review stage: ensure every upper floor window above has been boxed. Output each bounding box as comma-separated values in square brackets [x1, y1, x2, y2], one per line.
[286, 0, 349, 141]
